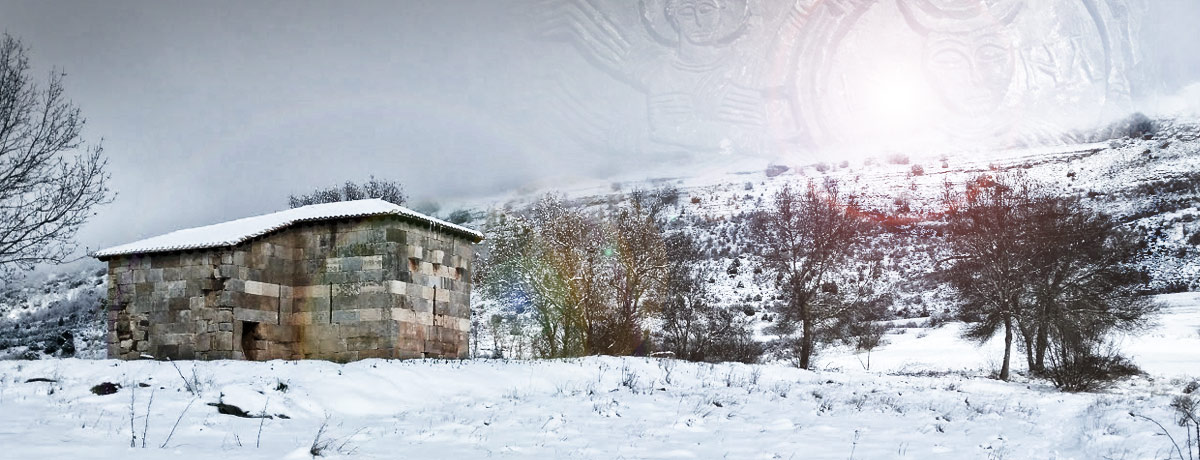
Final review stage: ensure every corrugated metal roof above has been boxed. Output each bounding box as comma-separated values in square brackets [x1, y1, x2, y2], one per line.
[92, 199, 483, 258]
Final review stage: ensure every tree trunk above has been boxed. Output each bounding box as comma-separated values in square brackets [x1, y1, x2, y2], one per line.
[1034, 321, 1048, 374]
[1020, 322, 1036, 371]
[799, 305, 814, 370]
[1000, 314, 1013, 381]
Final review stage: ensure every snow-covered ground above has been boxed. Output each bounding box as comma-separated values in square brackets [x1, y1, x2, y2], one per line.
[822, 293, 1200, 379]
[1123, 293, 1200, 378]
[1, 293, 1196, 459]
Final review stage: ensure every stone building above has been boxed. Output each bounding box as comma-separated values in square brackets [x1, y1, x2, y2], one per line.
[92, 199, 483, 362]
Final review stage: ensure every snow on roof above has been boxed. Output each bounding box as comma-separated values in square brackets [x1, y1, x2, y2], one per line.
[92, 199, 483, 259]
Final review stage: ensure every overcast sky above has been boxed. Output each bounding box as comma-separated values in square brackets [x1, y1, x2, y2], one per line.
[0, 1, 631, 255]
[1, 0, 1198, 263]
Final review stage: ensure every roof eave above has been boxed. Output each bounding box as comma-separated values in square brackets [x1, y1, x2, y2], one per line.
[93, 212, 484, 259]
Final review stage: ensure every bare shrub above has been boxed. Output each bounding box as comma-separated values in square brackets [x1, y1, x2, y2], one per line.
[309, 417, 334, 457]
[1044, 341, 1140, 392]
[1170, 395, 1200, 459]
[288, 176, 406, 208]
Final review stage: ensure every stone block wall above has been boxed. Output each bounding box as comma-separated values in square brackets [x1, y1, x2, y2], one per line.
[106, 251, 234, 360]
[104, 215, 476, 361]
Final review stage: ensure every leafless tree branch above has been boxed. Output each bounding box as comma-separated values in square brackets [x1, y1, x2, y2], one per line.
[0, 33, 112, 281]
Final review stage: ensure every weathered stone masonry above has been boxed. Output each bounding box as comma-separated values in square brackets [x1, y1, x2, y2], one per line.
[98, 211, 480, 362]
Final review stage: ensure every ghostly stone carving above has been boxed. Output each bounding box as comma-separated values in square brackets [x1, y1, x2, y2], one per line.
[537, 0, 860, 154]
[892, 0, 1128, 147]
[639, 0, 766, 152]
[898, 0, 1023, 117]
[781, 0, 879, 147]
[894, 0, 1042, 144]
[812, 0, 1134, 149]
[537, 0, 1140, 155]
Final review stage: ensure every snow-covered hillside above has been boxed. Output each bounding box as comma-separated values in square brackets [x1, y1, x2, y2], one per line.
[0, 293, 1197, 459]
[0, 266, 108, 360]
[3, 118, 1198, 363]
[467, 117, 1200, 359]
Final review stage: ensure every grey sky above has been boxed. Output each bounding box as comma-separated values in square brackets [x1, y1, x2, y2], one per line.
[1, 0, 1198, 260]
[1, 0, 637, 256]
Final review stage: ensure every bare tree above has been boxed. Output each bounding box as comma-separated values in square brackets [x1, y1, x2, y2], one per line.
[750, 179, 869, 369]
[940, 174, 1038, 381]
[478, 188, 682, 358]
[827, 253, 891, 370]
[477, 195, 604, 358]
[657, 232, 760, 363]
[941, 174, 1157, 384]
[1021, 194, 1157, 388]
[602, 193, 669, 355]
[533, 197, 607, 357]
[287, 176, 406, 208]
[657, 232, 710, 360]
[0, 34, 111, 281]
[1021, 195, 1149, 371]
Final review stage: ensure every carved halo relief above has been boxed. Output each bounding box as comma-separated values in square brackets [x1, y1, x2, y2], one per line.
[536, 0, 1130, 155]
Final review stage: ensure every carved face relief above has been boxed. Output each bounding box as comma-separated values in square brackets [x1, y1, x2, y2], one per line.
[924, 29, 1015, 116]
[669, 0, 724, 45]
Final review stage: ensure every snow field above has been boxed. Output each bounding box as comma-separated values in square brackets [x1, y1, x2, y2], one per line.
[1, 292, 1198, 460]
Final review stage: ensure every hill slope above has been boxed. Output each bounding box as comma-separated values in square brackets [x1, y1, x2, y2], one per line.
[469, 118, 1200, 359]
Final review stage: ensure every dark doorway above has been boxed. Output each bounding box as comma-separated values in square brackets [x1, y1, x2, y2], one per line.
[241, 321, 261, 360]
